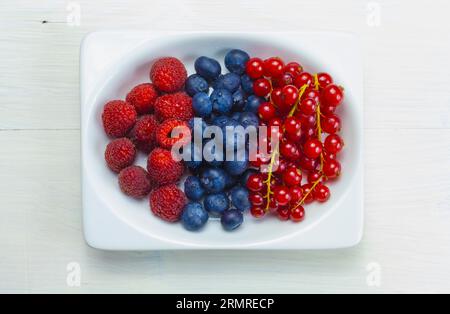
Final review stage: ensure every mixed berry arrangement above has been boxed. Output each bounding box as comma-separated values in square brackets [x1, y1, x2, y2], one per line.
[101, 48, 345, 233]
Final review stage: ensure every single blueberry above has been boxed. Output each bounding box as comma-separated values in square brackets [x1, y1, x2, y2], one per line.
[185, 74, 209, 96]
[232, 89, 246, 112]
[225, 49, 250, 75]
[181, 202, 209, 231]
[213, 73, 241, 93]
[204, 192, 230, 216]
[241, 168, 258, 186]
[241, 74, 254, 95]
[221, 208, 244, 231]
[210, 89, 233, 114]
[244, 95, 263, 113]
[195, 56, 221, 81]
[239, 112, 259, 129]
[230, 186, 251, 212]
[192, 92, 213, 118]
[184, 176, 206, 201]
[200, 167, 227, 193]
[224, 158, 249, 176]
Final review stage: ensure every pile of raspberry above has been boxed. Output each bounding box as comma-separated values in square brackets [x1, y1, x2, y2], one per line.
[102, 57, 192, 223]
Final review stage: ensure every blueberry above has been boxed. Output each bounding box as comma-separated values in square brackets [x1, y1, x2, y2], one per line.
[241, 168, 258, 186]
[224, 158, 248, 176]
[200, 167, 227, 193]
[224, 173, 238, 189]
[195, 56, 221, 81]
[184, 176, 206, 201]
[241, 74, 254, 95]
[182, 142, 203, 170]
[212, 115, 231, 128]
[244, 95, 263, 113]
[192, 92, 213, 118]
[230, 112, 241, 122]
[230, 186, 251, 211]
[210, 89, 233, 114]
[225, 49, 250, 75]
[204, 192, 230, 216]
[239, 112, 259, 129]
[232, 89, 246, 112]
[185, 74, 209, 96]
[221, 208, 244, 231]
[181, 202, 209, 231]
[213, 73, 241, 93]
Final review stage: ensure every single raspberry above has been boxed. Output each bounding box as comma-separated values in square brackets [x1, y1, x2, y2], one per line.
[118, 166, 153, 199]
[154, 92, 194, 122]
[150, 57, 187, 93]
[126, 83, 159, 115]
[105, 138, 136, 173]
[147, 148, 184, 186]
[155, 119, 191, 149]
[149, 184, 186, 222]
[128, 115, 159, 153]
[102, 100, 137, 138]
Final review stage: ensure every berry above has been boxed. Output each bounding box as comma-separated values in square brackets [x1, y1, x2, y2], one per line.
[126, 83, 159, 115]
[282, 166, 302, 187]
[301, 184, 315, 204]
[183, 142, 203, 170]
[250, 205, 265, 218]
[317, 73, 333, 89]
[249, 192, 264, 206]
[291, 206, 305, 222]
[299, 155, 319, 172]
[284, 62, 303, 76]
[258, 102, 277, 121]
[230, 186, 251, 211]
[185, 74, 209, 96]
[232, 89, 246, 111]
[323, 160, 341, 179]
[277, 207, 290, 220]
[253, 78, 271, 97]
[102, 100, 137, 138]
[194, 56, 221, 81]
[221, 209, 244, 231]
[149, 184, 186, 222]
[289, 186, 303, 203]
[299, 98, 317, 116]
[239, 112, 259, 129]
[273, 186, 291, 206]
[128, 115, 158, 153]
[302, 88, 320, 103]
[244, 95, 264, 113]
[241, 74, 254, 94]
[204, 192, 230, 216]
[210, 89, 233, 114]
[241, 169, 258, 186]
[213, 73, 241, 93]
[155, 119, 190, 149]
[200, 167, 228, 193]
[224, 158, 249, 176]
[150, 57, 187, 93]
[321, 114, 342, 134]
[280, 85, 299, 107]
[118, 166, 153, 198]
[298, 113, 316, 129]
[293, 72, 313, 88]
[181, 202, 209, 231]
[322, 84, 344, 107]
[192, 92, 213, 118]
[246, 174, 264, 192]
[104, 138, 136, 173]
[314, 183, 330, 202]
[154, 92, 194, 122]
[303, 139, 323, 159]
[147, 148, 184, 186]
[184, 176, 206, 201]
[307, 171, 323, 183]
[321, 103, 337, 115]
[245, 57, 264, 79]
[263, 57, 284, 77]
[280, 141, 300, 160]
[284, 117, 301, 138]
[225, 49, 250, 75]
[324, 134, 344, 154]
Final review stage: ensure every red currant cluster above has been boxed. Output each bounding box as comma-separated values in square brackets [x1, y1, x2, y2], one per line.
[245, 56, 345, 222]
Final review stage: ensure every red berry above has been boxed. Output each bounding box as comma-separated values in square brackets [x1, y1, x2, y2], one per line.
[268, 197, 279, 213]
[294, 72, 313, 88]
[291, 206, 305, 222]
[281, 85, 299, 108]
[297, 113, 316, 128]
[263, 57, 285, 78]
[249, 193, 265, 206]
[282, 166, 302, 187]
[284, 116, 301, 136]
[246, 58, 264, 79]
[284, 62, 303, 76]
[150, 57, 187, 93]
[277, 207, 290, 220]
[149, 184, 186, 222]
[303, 138, 323, 159]
[251, 205, 266, 218]
[314, 183, 330, 202]
[126, 83, 159, 115]
[155, 119, 191, 149]
[269, 117, 283, 128]
[253, 78, 271, 97]
[301, 184, 315, 204]
[317, 73, 333, 89]
[302, 88, 320, 103]
[321, 114, 342, 134]
[247, 174, 264, 192]
[128, 114, 158, 153]
[270, 88, 283, 107]
[299, 98, 317, 116]
[102, 100, 137, 138]
[272, 72, 294, 87]
[154, 92, 194, 122]
[273, 186, 291, 206]
[323, 160, 341, 179]
[147, 148, 184, 186]
[105, 138, 136, 173]
[280, 141, 300, 161]
[320, 103, 337, 115]
[322, 84, 344, 107]
[299, 155, 319, 172]
[258, 102, 277, 121]
[289, 186, 303, 203]
[323, 150, 337, 162]
[301, 127, 316, 142]
[307, 170, 323, 183]
[324, 134, 344, 154]
[118, 166, 153, 199]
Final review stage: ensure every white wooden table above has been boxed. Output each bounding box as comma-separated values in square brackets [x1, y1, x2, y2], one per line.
[1, 0, 450, 294]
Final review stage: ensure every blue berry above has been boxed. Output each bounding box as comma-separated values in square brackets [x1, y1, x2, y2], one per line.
[224, 158, 248, 176]
[192, 92, 213, 118]
[204, 192, 230, 216]
[230, 186, 251, 211]
[244, 95, 263, 113]
[224, 49, 250, 75]
[200, 167, 227, 193]
[232, 89, 246, 112]
[185, 74, 209, 96]
[241, 168, 258, 186]
[241, 74, 254, 95]
[183, 142, 203, 170]
[213, 73, 241, 93]
[195, 56, 221, 81]
[212, 115, 231, 128]
[210, 89, 233, 114]
[181, 202, 209, 231]
[184, 176, 206, 201]
[230, 112, 241, 122]
[221, 208, 244, 231]
[239, 112, 259, 129]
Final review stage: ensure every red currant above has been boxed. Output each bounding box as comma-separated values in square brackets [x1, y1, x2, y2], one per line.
[303, 139, 323, 159]
[297, 113, 316, 128]
[282, 166, 302, 186]
[272, 72, 294, 87]
[323, 150, 337, 162]
[280, 141, 300, 160]
[273, 186, 291, 206]
[268, 197, 279, 212]
[299, 98, 317, 116]
[250, 205, 266, 218]
[323, 160, 341, 179]
[258, 102, 277, 121]
[284, 116, 301, 136]
[291, 206, 305, 222]
[322, 84, 344, 107]
[247, 174, 264, 192]
[253, 78, 271, 97]
[301, 184, 315, 204]
[294, 72, 313, 88]
[277, 207, 290, 220]
[281, 85, 299, 107]
[284, 62, 303, 76]
[314, 183, 330, 202]
[317, 73, 333, 89]
[246, 57, 264, 79]
[321, 114, 341, 134]
[301, 127, 316, 142]
[307, 170, 323, 183]
[299, 155, 319, 172]
[302, 88, 320, 103]
[320, 103, 337, 115]
[324, 134, 344, 154]
[270, 88, 283, 107]
[263, 57, 285, 78]
[249, 193, 264, 206]
[289, 186, 303, 203]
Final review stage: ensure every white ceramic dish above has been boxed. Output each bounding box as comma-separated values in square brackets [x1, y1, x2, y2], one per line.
[81, 31, 364, 250]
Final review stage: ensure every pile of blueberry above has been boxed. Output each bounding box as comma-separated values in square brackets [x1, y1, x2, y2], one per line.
[181, 49, 263, 232]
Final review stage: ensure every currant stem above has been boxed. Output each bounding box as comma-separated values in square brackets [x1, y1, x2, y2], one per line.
[292, 175, 323, 210]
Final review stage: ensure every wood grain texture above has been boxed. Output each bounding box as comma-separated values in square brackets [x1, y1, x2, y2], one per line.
[0, 0, 450, 293]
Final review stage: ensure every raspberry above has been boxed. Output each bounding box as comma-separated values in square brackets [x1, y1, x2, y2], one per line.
[155, 119, 191, 149]
[150, 57, 187, 93]
[149, 184, 186, 222]
[147, 148, 184, 186]
[126, 83, 159, 115]
[128, 115, 158, 153]
[118, 166, 153, 199]
[105, 138, 136, 173]
[102, 100, 137, 138]
[154, 92, 194, 122]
